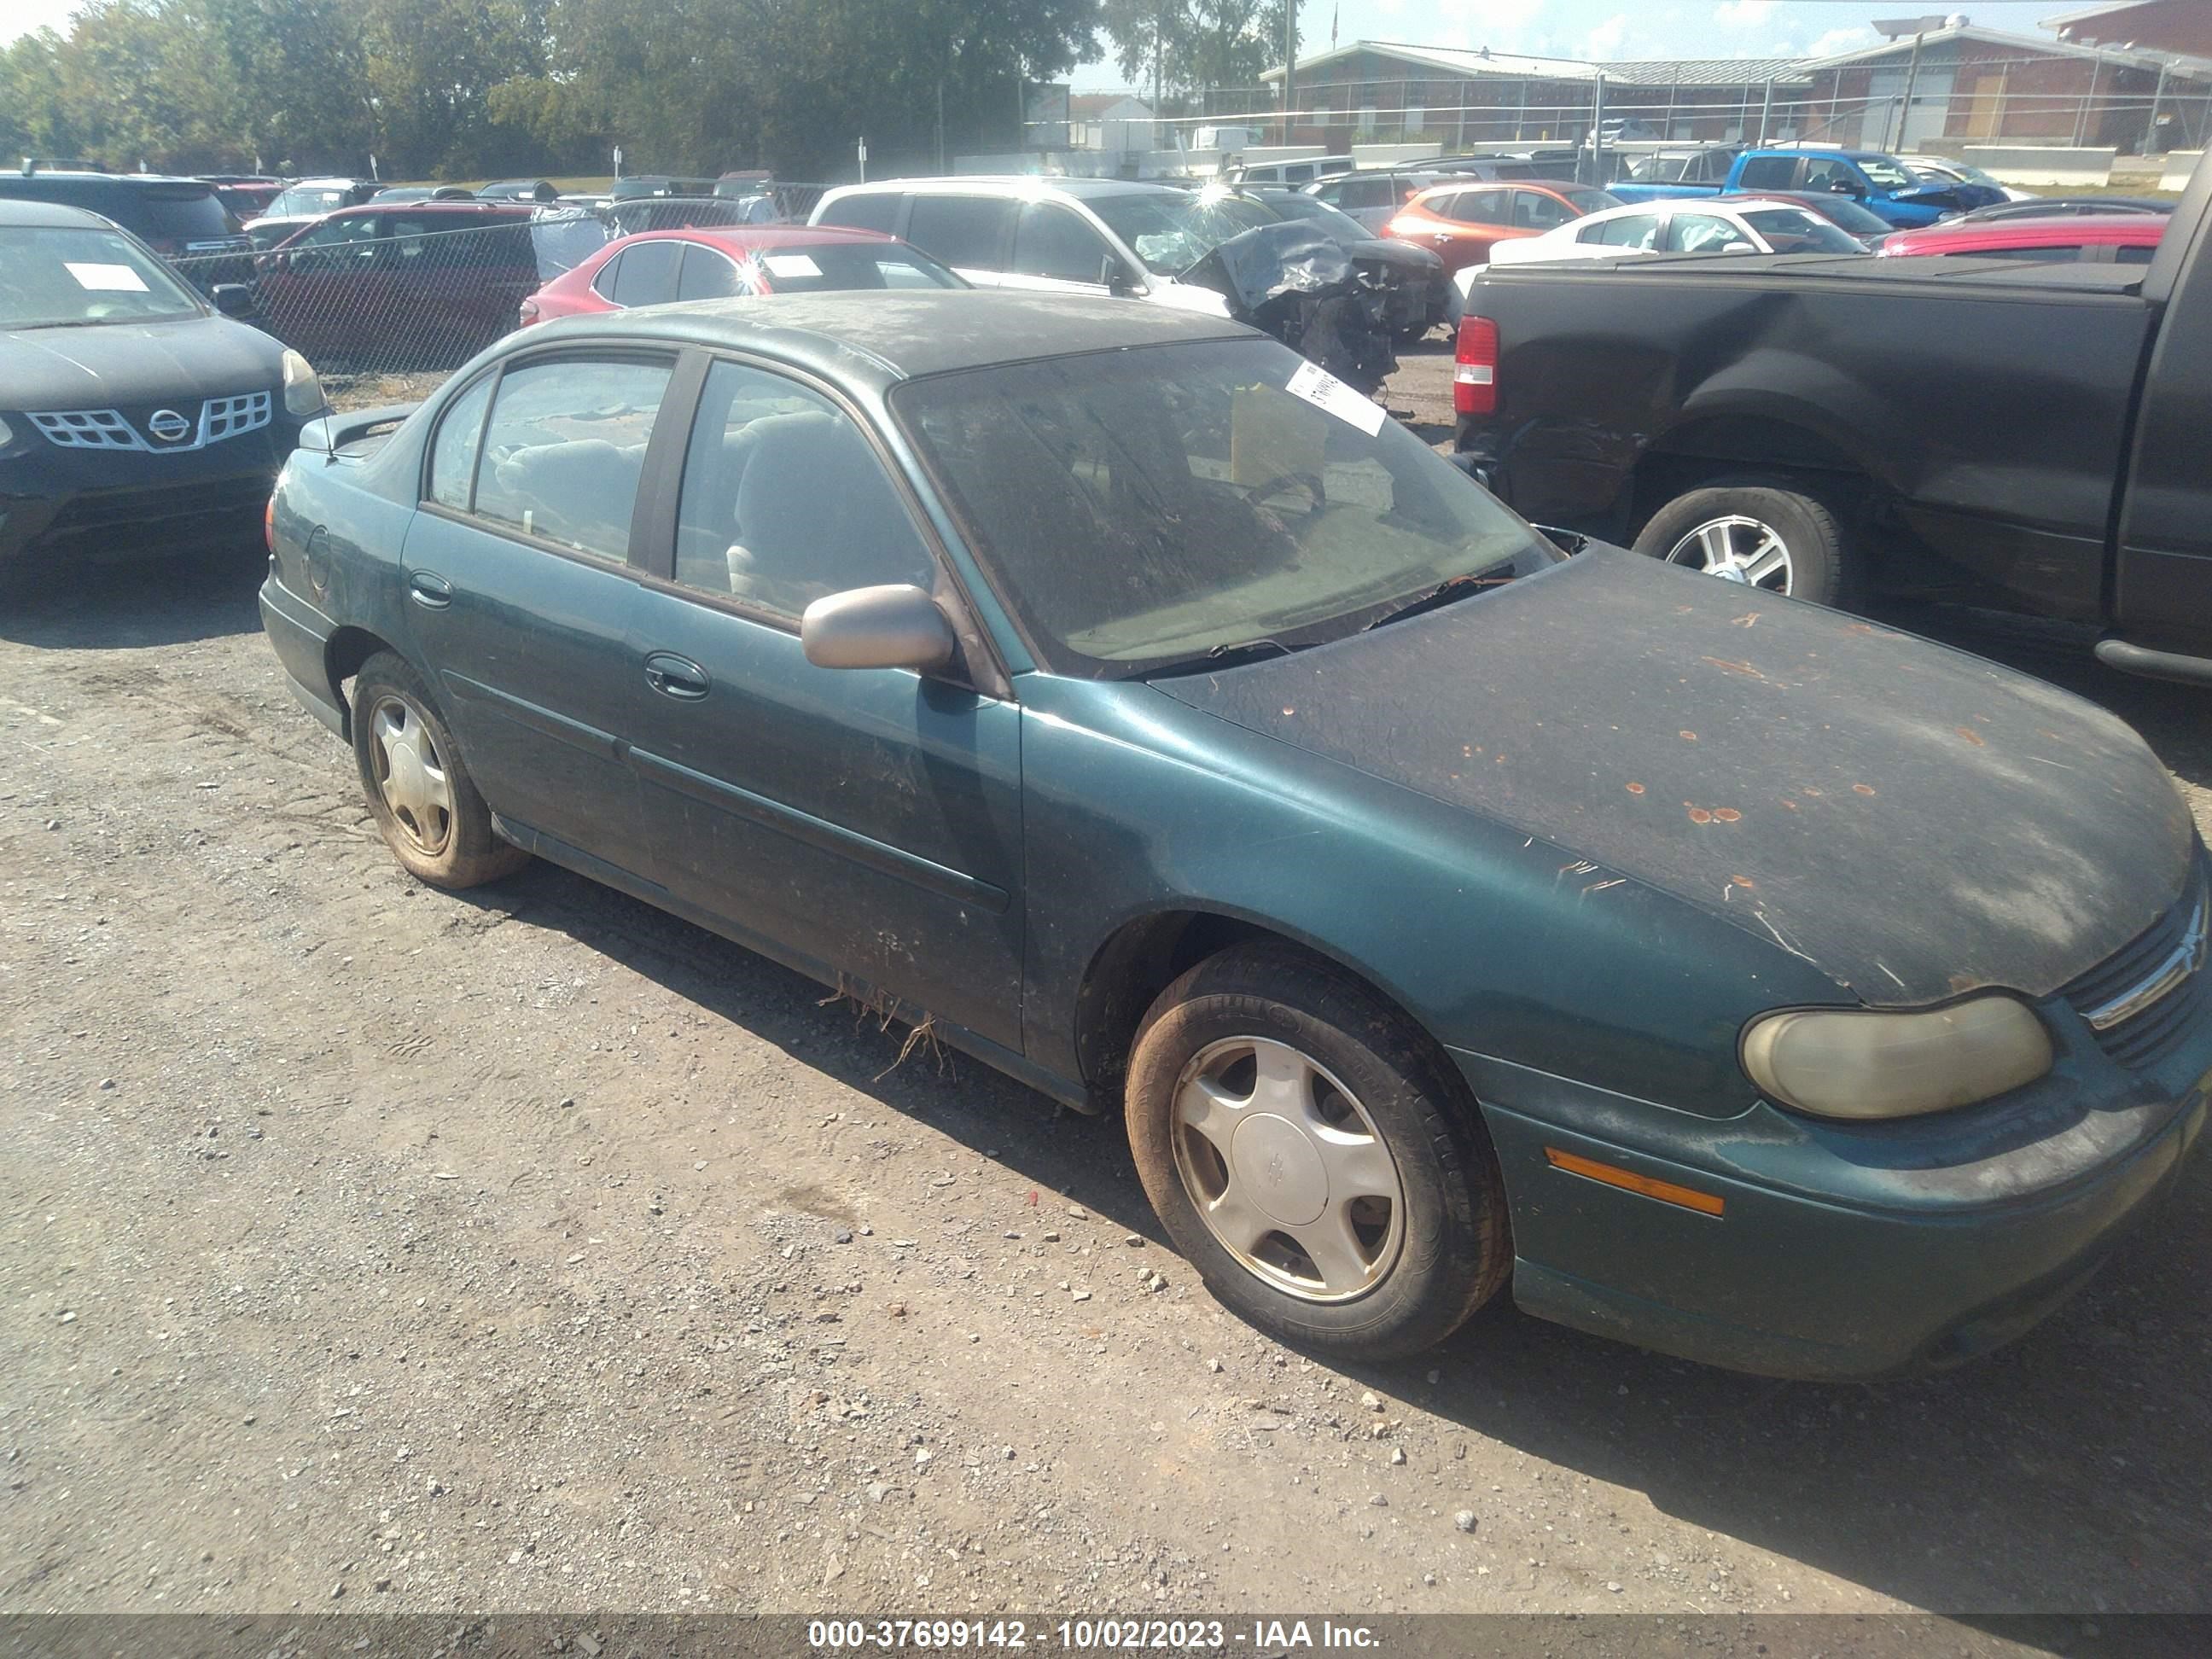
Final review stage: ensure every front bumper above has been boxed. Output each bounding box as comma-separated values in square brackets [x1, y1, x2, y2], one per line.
[1454, 972, 2212, 1379]
[1, 424, 300, 568]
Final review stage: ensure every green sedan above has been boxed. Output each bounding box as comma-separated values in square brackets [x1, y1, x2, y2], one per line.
[260, 290, 2209, 1376]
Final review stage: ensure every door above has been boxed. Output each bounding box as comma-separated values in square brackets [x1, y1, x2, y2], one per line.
[626, 357, 1027, 1048]
[385, 211, 533, 363]
[2115, 243, 2212, 645]
[1423, 189, 1516, 271]
[399, 352, 677, 870]
[262, 211, 387, 358]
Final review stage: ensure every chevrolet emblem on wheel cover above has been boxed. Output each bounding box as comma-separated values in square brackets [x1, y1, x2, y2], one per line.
[147, 409, 192, 443]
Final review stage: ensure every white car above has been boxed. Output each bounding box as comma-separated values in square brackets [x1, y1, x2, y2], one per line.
[810, 177, 1259, 317]
[1909, 156, 2041, 203]
[1446, 196, 1866, 318]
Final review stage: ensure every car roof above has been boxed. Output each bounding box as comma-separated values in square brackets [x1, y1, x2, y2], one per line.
[324, 201, 532, 219]
[829, 175, 1185, 201]
[1897, 214, 2167, 246]
[0, 198, 116, 229]
[532, 289, 1252, 387]
[611, 224, 899, 248]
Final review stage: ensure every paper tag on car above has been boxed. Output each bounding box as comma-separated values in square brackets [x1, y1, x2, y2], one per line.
[64, 262, 150, 293]
[761, 254, 822, 280]
[1284, 359, 1385, 436]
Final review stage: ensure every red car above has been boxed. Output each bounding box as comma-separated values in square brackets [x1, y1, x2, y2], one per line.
[256, 201, 538, 366]
[520, 224, 963, 326]
[1383, 179, 1620, 272]
[1878, 212, 2167, 265]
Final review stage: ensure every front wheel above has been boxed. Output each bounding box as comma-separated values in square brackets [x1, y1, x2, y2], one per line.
[352, 651, 527, 889]
[1125, 943, 1511, 1359]
[1632, 477, 1854, 608]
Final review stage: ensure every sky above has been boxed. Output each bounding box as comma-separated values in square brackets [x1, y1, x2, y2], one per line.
[0, 2, 2085, 83]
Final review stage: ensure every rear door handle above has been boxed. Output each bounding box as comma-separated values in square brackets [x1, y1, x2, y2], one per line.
[643, 651, 710, 701]
[407, 570, 453, 609]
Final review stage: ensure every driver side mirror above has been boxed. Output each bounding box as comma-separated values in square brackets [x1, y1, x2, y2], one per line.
[1829, 178, 1863, 196]
[210, 282, 257, 318]
[801, 584, 958, 674]
[1099, 254, 1138, 296]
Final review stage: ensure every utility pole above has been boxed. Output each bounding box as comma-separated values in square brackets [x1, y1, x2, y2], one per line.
[2146, 61, 2170, 154]
[1589, 70, 1606, 187]
[1757, 78, 1773, 146]
[1282, 1, 1297, 148]
[1889, 31, 1924, 153]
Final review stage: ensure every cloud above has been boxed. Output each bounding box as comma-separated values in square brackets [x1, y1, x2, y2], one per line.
[1443, 0, 1544, 38]
[1714, 1, 1776, 25]
[1807, 25, 1879, 58]
[1583, 12, 1631, 57]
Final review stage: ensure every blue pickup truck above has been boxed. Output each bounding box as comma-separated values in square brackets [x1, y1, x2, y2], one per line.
[1608, 145, 2006, 226]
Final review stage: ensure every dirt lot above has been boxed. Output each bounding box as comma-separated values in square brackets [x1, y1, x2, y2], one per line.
[2, 352, 2209, 1626]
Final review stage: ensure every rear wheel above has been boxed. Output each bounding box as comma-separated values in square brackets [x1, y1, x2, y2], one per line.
[351, 651, 527, 889]
[1633, 476, 1854, 608]
[1125, 943, 1511, 1359]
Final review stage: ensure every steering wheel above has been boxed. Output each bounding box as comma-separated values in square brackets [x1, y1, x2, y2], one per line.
[1237, 470, 1325, 509]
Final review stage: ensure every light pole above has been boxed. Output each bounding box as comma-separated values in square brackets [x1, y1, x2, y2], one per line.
[1282, 2, 1298, 148]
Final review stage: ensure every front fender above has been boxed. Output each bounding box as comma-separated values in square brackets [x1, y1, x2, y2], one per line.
[1016, 677, 1843, 1120]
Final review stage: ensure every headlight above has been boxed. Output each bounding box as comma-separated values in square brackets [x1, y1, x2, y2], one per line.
[1741, 996, 2053, 1121]
[281, 349, 325, 418]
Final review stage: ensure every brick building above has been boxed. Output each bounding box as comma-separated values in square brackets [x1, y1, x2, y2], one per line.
[1257, 25, 2211, 155]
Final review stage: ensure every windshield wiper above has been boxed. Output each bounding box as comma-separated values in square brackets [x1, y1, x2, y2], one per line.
[1362, 572, 1511, 632]
[1138, 637, 1296, 678]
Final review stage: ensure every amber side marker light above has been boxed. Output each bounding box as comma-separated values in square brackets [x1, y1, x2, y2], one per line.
[1545, 1147, 1726, 1217]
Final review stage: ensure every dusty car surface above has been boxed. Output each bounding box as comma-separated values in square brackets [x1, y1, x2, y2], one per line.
[260, 291, 2209, 1376]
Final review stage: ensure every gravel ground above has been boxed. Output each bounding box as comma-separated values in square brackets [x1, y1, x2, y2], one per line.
[1, 353, 2208, 1624]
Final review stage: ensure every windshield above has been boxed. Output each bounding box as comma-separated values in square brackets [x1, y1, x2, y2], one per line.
[0, 224, 202, 329]
[135, 187, 237, 244]
[894, 337, 1561, 678]
[1254, 194, 1378, 244]
[1563, 188, 1621, 215]
[1089, 191, 1280, 276]
[1856, 155, 1918, 189]
[745, 241, 963, 291]
[1739, 207, 1866, 253]
[1632, 154, 1697, 182]
[1800, 194, 1891, 236]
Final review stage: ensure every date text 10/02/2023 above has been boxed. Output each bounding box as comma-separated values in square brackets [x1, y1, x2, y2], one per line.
[806, 1620, 1382, 1650]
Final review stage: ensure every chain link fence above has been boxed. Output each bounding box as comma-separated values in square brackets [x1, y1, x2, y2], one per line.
[166, 189, 829, 379]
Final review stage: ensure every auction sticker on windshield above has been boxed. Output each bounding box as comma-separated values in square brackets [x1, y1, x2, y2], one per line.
[64, 262, 150, 292]
[763, 253, 824, 280]
[1285, 358, 1386, 435]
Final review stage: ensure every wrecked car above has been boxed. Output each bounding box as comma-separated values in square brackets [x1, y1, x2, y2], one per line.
[810, 178, 1400, 388]
[261, 291, 2209, 1377]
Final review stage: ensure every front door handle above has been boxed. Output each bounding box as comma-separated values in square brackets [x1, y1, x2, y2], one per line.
[643, 651, 710, 701]
[407, 570, 453, 609]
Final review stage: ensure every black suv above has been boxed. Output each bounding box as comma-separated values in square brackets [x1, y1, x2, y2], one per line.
[0, 169, 251, 291]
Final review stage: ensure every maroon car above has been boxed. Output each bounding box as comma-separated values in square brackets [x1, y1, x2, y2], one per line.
[255, 201, 539, 369]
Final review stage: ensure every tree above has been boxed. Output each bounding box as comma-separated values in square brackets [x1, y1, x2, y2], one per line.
[1099, 0, 1289, 105]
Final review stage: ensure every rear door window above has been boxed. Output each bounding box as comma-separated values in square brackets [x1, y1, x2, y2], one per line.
[1736, 155, 1797, 191]
[904, 195, 1016, 271]
[427, 373, 497, 510]
[677, 244, 750, 300]
[468, 358, 674, 562]
[816, 191, 901, 233]
[610, 240, 683, 306]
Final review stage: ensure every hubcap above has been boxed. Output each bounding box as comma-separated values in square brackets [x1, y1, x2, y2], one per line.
[1170, 1037, 1406, 1304]
[1665, 515, 1793, 592]
[369, 695, 454, 855]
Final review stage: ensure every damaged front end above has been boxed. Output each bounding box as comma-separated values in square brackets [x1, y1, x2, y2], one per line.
[1181, 222, 1398, 394]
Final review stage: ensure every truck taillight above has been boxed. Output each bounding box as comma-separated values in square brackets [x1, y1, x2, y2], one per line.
[264, 495, 276, 556]
[1454, 316, 1498, 416]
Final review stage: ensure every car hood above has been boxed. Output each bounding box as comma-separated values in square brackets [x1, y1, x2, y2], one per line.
[1150, 546, 2197, 1006]
[0, 314, 284, 410]
[1348, 236, 1444, 275]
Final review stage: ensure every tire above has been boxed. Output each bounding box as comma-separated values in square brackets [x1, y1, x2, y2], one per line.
[351, 650, 527, 889]
[1125, 942, 1511, 1359]
[1632, 476, 1854, 608]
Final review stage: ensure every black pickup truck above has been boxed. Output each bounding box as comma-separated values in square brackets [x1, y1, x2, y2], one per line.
[1453, 154, 2212, 684]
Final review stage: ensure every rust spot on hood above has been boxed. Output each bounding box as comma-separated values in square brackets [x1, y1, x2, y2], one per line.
[1702, 656, 1766, 680]
[1853, 783, 1877, 796]
[1626, 782, 1645, 795]
[1957, 727, 1986, 747]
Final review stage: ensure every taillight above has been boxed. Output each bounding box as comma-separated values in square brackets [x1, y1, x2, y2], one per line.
[264, 495, 276, 556]
[1454, 315, 1499, 416]
[517, 298, 540, 327]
